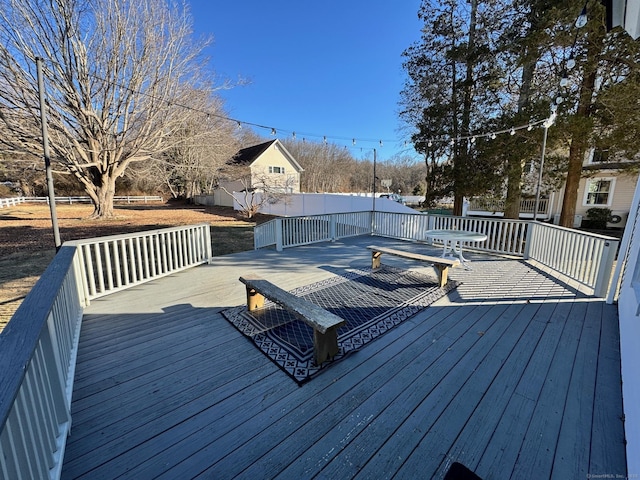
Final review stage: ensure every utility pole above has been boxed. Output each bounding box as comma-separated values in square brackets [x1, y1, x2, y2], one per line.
[36, 57, 61, 249]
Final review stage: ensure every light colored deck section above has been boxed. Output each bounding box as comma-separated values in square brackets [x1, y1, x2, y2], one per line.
[60, 236, 626, 479]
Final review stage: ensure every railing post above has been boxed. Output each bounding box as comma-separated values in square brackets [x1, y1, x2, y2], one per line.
[330, 214, 337, 241]
[523, 221, 535, 260]
[427, 213, 435, 231]
[594, 239, 619, 298]
[275, 218, 284, 252]
[204, 224, 213, 263]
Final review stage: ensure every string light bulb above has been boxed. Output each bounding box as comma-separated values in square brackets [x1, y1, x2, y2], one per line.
[270, 128, 276, 135]
[292, 131, 296, 139]
[471, 136, 476, 144]
[510, 128, 516, 135]
[379, 140, 383, 147]
[491, 133, 496, 140]
[575, 5, 587, 28]
[567, 56, 576, 70]
[352, 138, 356, 146]
[527, 125, 533, 131]
[236, 121, 242, 129]
[428, 140, 433, 147]
[560, 71, 569, 87]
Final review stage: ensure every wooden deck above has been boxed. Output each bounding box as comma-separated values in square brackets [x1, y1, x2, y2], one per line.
[60, 236, 627, 479]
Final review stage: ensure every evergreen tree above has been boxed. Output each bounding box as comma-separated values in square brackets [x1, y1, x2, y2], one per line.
[401, 0, 508, 215]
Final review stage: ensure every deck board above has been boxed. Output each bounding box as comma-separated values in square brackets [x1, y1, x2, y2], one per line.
[60, 236, 627, 479]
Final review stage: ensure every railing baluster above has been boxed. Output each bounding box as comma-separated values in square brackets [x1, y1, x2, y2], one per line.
[83, 244, 97, 297]
[94, 242, 105, 295]
[114, 240, 123, 288]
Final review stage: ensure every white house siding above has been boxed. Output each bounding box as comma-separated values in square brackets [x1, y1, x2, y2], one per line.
[614, 175, 640, 477]
[575, 172, 637, 217]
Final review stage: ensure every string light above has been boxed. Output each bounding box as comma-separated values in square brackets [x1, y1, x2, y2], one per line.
[560, 70, 569, 87]
[34, 38, 574, 158]
[47, 59, 547, 155]
[575, 4, 588, 28]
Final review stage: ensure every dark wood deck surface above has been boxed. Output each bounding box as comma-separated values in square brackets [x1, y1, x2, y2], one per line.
[60, 236, 627, 479]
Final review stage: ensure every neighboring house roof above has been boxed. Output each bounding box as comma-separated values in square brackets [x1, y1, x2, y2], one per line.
[227, 139, 304, 172]
[583, 161, 640, 172]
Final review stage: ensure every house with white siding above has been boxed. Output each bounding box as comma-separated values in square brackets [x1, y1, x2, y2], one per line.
[547, 149, 640, 228]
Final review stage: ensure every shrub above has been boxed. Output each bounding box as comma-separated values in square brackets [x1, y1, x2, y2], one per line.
[585, 207, 612, 229]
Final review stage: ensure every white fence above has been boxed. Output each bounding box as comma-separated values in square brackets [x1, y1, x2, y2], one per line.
[0, 224, 211, 479]
[0, 197, 26, 208]
[0, 196, 163, 207]
[254, 211, 619, 297]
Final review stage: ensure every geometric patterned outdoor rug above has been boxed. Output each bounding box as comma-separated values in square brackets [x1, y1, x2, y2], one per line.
[222, 265, 460, 385]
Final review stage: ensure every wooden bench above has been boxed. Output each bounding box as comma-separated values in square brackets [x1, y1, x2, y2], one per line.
[239, 274, 346, 366]
[366, 245, 460, 288]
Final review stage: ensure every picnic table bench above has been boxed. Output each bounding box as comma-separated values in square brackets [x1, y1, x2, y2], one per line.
[239, 274, 346, 366]
[367, 245, 460, 288]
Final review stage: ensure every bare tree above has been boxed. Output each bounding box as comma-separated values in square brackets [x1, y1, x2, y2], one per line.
[0, 0, 226, 218]
[219, 175, 296, 219]
[159, 94, 239, 199]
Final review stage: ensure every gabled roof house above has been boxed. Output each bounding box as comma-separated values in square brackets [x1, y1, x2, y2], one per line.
[221, 139, 304, 194]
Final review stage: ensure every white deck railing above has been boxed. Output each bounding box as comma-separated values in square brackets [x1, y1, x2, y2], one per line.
[254, 211, 619, 297]
[468, 197, 550, 216]
[0, 246, 85, 480]
[527, 221, 618, 297]
[70, 223, 212, 301]
[0, 224, 211, 479]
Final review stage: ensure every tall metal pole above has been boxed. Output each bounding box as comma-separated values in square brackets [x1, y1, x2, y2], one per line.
[533, 111, 556, 222]
[533, 125, 548, 222]
[372, 148, 377, 213]
[36, 57, 61, 249]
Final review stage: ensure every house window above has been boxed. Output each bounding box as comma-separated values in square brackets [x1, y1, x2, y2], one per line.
[588, 148, 611, 164]
[269, 166, 285, 174]
[583, 178, 615, 206]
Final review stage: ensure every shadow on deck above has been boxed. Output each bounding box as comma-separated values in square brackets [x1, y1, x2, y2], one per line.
[60, 236, 626, 479]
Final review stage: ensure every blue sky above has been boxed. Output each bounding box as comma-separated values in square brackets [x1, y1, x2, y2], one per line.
[188, 0, 423, 160]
